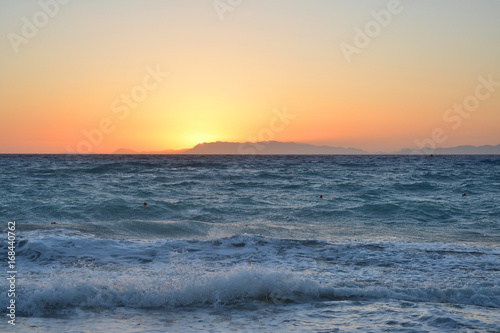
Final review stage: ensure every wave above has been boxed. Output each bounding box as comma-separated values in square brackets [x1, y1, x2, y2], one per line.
[4, 233, 499, 318]
[4, 265, 499, 317]
[9, 232, 499, 266]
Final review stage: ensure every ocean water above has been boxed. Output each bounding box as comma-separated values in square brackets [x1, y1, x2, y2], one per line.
[1, 154, 499, 332]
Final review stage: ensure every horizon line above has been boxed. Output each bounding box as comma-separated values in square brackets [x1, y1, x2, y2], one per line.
[1, 140, 499, 155]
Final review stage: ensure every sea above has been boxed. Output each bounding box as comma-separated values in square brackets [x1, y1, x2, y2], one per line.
[1, 154, 499, 332]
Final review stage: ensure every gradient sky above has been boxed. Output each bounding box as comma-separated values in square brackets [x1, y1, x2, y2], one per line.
[1, 0, 499, 153]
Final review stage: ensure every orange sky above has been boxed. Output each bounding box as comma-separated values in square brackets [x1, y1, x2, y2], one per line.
[1, 0, 499, 153]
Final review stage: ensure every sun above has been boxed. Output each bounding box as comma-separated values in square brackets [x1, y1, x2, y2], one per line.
[170, 132, 219, 149]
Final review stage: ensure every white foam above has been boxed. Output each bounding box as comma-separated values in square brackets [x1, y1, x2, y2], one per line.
[11, 266, 321, 316]
[4, 261, 498, 317]
[5, 234, 499, 316]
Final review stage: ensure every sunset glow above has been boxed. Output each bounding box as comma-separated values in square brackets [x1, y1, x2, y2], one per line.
[1, 0, 499, 153]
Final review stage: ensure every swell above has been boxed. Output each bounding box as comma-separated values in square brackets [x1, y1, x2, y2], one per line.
[3, 234, 499, 317]
[4, 267, 499, 317]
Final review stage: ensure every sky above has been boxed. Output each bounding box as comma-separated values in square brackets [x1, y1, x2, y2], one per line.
[1, 0, 499, 153]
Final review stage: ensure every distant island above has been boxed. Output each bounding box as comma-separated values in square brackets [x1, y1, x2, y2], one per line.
[393, 144, 500, 155]
[113, 141, 500, 155]
[114, 141, 367, 155]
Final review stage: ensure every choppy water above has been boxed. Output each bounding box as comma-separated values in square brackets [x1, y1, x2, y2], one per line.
[1, 155, 499, 332]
